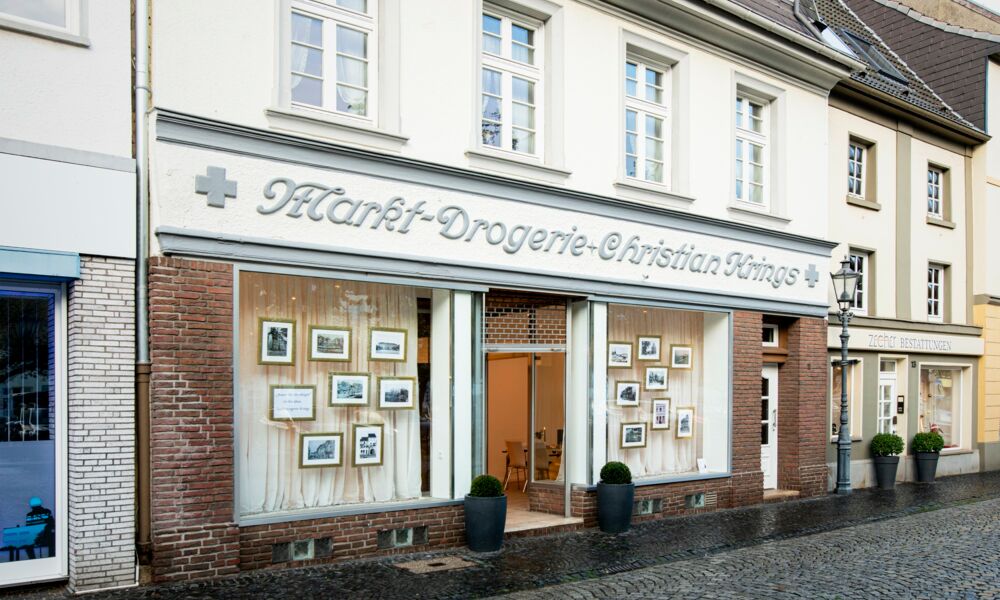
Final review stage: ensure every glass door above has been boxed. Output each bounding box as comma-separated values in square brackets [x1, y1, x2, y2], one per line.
[531, 352, 565, 483]
[878, 360, 897, 435]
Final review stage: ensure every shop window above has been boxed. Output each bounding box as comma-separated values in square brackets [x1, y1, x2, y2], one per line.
[919, 366, 962, 449]
[237, 271, 448, 518]
[830, 359, 862, 440]
[605, 304, 730, 479]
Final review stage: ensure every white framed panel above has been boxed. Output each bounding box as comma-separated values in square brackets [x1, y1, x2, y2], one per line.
[452, 291, 474, 497]
[590, 301, 608, 484]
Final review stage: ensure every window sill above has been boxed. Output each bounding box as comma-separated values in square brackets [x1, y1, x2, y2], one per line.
[726, 203, 791, 227]
[0, 16, 89, 47]
[830, 437, 863, 444]
[926, 216, 956, 230]
[465, 148, 571, 185]
[846, 195, 881, 211]
[265, 107, 409, 154]
[613, 179, 696, 211]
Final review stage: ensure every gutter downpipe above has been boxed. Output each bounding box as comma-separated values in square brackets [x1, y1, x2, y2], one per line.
[134, 0, 152, 565]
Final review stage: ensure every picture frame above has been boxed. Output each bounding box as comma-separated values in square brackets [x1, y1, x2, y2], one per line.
[369, 328, 407, 362]
[378, 376, 417, 410]
[607, 341, 633, 368]
[258, 317, 295, 365]
[643, 366, 668, 391]
[670, 345, 694, 370]
[620, 422, 647, 448]
[328, 372, 370, 407]
[269, 385, 316, 421]
[637, 335, 661, 361]
[308, 325, 351, 362]
[615, 381, 641, 407]
[676, 406, 695, 438]
[352, 423, 384, 467]
[299, 432, 343, 468]
[651, 398, 671, 430]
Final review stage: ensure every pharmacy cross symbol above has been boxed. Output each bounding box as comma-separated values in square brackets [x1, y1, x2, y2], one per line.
[195, 166, 237, 208]
[804, 264, 820, 288]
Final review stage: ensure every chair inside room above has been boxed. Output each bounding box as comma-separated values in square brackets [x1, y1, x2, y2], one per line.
[504, 440, 528, 492]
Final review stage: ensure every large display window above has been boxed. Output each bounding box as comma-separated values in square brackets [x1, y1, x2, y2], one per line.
[605, 304, 730, 479]
[237, 271, 450, 519]
[918, 366, 963, 449]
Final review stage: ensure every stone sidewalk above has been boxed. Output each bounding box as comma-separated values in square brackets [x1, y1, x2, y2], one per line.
[8, 471, 1000, 599]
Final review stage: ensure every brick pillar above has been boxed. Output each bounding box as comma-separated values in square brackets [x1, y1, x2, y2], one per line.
[148, 257, 238, 582]
[66, 256, 137, 592]
[779, 317, 828, 497]
[732, 311, 764, 505]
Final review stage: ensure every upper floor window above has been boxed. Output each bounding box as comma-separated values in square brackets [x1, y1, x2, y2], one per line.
[480, 8, 542, 155]
[624, 58, 669, 184]
[848, 251, 868, 315]
[0, 0, 84, 40]
[734, 95, 768, 208]
[927, 167, 944, 218]
[847, 142, 865, 197]
[927, 263, 944, 321]
[290, 0, 375, 119]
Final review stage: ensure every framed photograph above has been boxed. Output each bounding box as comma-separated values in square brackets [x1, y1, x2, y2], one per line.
[299, 432, 343, 468]
[651, 398, 671, 430]
[352, 423, 384, 467]
[670, 345, 694, 370]
[378, 376, 417, 410]
[369, 328, 407, 362]
[328, 372, 370, 407]
[615, 381, 640, 407]
[620, 422, 647, 448]
[607, 341, 633, 368]
[269, 385, 315, 421]
[259, 318, 295, 365]
[637, 335, 661, 361]
[643, 366, 668, 391]
[308, 326, 351, 362]
[696, 458, 709, 474]
[676, 406, 695, 438]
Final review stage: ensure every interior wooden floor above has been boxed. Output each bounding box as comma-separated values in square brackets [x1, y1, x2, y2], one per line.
[504, 488, 584, 533]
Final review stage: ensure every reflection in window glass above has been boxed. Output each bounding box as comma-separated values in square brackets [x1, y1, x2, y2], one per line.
[831, 361, 862, 439]
[0, 0, 65, 27]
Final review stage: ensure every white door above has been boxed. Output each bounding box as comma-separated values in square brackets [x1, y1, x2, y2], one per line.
[878, 361, 898, 435]
[761, 365, 778, 490]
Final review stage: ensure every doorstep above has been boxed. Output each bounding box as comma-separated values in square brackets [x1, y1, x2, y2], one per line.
[763, 489, 800, 504]
[504, 510, 585, 538]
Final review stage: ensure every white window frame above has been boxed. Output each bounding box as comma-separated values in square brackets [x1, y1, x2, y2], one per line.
[877, 360, 896, 435]
[848, 251, 868, 316]
[927, 166, 944, 218]
[848, 141, 866, 198]
[927, 263, 944, 322]
[918, 363, 968, 451]
[0, 0, 86, 45]
[830, 357, 863, 442]
[479, 5, 544, 157]
[624, 56, 670, 186]
[287, 0, 378, 123]
[762, 324, 778, 347]
[734, 93, 770, 210]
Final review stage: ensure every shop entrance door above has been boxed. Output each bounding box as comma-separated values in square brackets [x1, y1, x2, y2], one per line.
[878, 361, 897, 435]
[761, 365, 778, 490]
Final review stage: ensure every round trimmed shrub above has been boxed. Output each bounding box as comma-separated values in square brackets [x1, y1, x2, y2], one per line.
[870, 433, 904, 457]
[600, 461, 632, 485]
[912, 431, 945, 453]
[469, 474, 503, 497]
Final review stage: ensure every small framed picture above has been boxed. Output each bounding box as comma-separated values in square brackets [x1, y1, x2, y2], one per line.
[299, 433, 343, 468]
[259, 318, 295, 365]
[651, 398, 671, 430]
[607, 341, 633, 368]
[308, 326, 351, 362]
[378, 376, 417, 410]
[328, 372, 370, 407]
[670, 345, 694, 370]
[643, 366, 668, 391]
[615, 381, 640, 407]
[637, 335, 661, 361]
[352, 423, 384, 467]
[696, 458, 709, 474]
[676, 406, 695, 438]
[369, 328, 407, 362]
[620, 422, 647, 448]
[269, 385, 316, 421]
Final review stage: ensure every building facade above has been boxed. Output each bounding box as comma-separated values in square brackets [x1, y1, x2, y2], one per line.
[0, 0, 137, 592]
[140, 0, 856, 581]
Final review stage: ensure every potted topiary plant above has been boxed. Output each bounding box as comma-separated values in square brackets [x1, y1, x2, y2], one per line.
[597, 461, 634, 534]
[464, 474, 506, 552]
[870, 432, 904, 489]
[912, 431, 945, 483]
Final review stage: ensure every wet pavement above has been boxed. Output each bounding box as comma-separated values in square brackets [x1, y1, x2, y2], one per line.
[8, 471, 1000, 599]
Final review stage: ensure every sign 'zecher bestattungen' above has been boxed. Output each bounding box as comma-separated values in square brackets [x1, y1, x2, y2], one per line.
[150, 142, 830, 307]
[826, 326, 985, 356]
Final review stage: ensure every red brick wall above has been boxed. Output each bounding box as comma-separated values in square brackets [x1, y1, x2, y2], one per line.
[484, 292, 566, 345]
[527, 483, 564, 515]
[732, 311, 765, 503]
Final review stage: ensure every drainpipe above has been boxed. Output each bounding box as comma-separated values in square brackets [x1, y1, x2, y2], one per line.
[134, 0, 152, 564]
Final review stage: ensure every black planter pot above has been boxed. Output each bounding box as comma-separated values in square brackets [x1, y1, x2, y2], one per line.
[464, 494, 507, 552]
[915, 452, 940, 483]
[597, 482, 635, 534]
[872, 455, 899, 489]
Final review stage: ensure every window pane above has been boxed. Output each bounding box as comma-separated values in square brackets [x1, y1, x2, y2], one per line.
[482, 95, 501, 121]
[750, 184, 764, 204]
[292, 44, 323, 77]
[336, 55, 367, 87]
[625, 133, 637, 156]
[751, 164, 763, 184]
[512, 78, 534, 104]
[645, 68, 663, 103]
[337, 0, 367, 12]
[482, 33, 501, 55]
[482, 69, 502, 96]
[625, 155, 637, 178]
[336, 26, 367, 58]
[735, 139, 743, 159]
[336, 85, 367, 115]
[512, 128, 535, 153]
[646, 137, 663, 161]
[291, 75, 322, 106]
[512, 103, 534, 129]
[482, 121, 501, 147]
[625, 110, 637, 133]
[511, 43, 534, 64]
[645, 160, 663, 183]
[512, 24, 533, 45]
[735, 180, 743, 199]
[625, 79, 637, 97]
[645, 115, 662, 139]
[749, 143, 763, 164]
[291, 13, 322, 46]
[0, 0, 65, 26]
[482, 14, 501, 34]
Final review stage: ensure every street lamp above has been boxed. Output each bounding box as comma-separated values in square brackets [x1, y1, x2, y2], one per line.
[831, 256, 860, 495]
